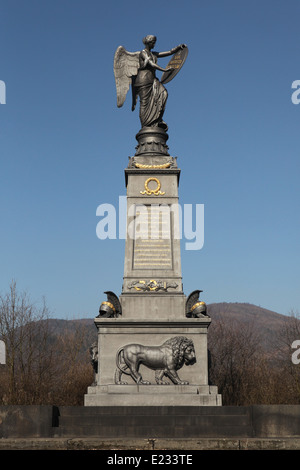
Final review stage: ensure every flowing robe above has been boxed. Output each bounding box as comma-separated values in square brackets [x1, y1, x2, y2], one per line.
[134, 50, 168, 128]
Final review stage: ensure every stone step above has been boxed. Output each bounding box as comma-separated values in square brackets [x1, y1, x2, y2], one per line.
[53, 406, 253, 438]
[57, 414, 251, 427]
[55, 424, 254, 438]
[55, 405, 250, 416]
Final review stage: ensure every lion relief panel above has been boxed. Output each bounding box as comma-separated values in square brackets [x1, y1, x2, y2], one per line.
[114, 336, 196, 385]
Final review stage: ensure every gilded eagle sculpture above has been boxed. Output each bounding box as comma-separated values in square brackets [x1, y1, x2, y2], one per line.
[113, 35, 188, 130]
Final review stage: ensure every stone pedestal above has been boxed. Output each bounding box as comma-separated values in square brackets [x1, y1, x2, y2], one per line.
[84, 317, 221, 406]
[85, 385, 221, 406]
[84, 128, 221, 406]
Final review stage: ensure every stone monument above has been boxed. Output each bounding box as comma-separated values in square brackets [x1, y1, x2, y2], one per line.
[84, 35, 221, 406]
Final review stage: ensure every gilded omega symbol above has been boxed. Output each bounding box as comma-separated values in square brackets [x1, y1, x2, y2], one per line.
[140, 177, 165, 196]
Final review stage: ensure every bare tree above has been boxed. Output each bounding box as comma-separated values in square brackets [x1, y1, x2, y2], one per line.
[271, 310, 300, 404]
[208, 315, 267, 405]
[47, 327, 94, 405]
[0, 281, 94, 405]
[0, 280, 55, 404]
[208, 307, 300, 405]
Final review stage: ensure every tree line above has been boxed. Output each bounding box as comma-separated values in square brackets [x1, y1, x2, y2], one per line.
[0, 282, 93, 406]
[0, 281, 299, 406]
[208, 307, 300, 405]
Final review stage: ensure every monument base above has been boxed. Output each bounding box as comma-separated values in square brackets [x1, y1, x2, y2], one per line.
[84, 384, 222, 406]
[84, 317, 222, 407]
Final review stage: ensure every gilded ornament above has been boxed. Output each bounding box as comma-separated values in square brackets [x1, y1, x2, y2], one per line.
[140, 177, 165, 196]
[134, 162, 171, 169]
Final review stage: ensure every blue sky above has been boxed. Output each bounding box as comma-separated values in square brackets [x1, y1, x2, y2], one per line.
[0, 0, 299, 319]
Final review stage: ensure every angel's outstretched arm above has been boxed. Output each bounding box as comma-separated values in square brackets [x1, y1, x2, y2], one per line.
[156, 44, 187, 58]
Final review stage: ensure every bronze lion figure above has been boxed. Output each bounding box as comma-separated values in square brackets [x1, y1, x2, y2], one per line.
[114, 336, 196, 385]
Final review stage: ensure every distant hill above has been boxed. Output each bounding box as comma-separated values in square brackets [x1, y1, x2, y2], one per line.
[46, 317, 97, 354]
[207, 302, 292, 354]
[207, 302, 288, 325]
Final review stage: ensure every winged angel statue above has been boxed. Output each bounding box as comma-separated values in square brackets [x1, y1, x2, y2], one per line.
[114, 35, 186, 130]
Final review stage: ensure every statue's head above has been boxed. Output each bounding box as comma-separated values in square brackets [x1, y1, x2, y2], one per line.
[143, 35, 157, 47]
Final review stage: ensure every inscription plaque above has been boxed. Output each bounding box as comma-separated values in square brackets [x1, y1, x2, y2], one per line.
[132, 205, 172, 269]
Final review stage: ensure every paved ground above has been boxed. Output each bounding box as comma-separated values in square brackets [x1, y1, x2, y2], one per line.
[0, 437, 300, 450]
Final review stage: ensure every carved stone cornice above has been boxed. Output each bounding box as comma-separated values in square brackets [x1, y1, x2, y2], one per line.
[125, 167, 181, 186]
[94, 317, 212, 330]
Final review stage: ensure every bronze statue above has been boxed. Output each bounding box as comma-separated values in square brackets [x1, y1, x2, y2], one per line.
[114, 336, 196, 385]
[89, 342, 98, 386]
[114, 35, 187, 130]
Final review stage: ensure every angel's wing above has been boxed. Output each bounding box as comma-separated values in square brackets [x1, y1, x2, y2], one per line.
[113, 46, 140, 108]
[186, 290, 203, 314]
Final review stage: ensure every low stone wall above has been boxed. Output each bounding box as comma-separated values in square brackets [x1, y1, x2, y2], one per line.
[251, 405, 300, 437]
[0, 406, 55, 438]
[0, 405, 300, 439]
